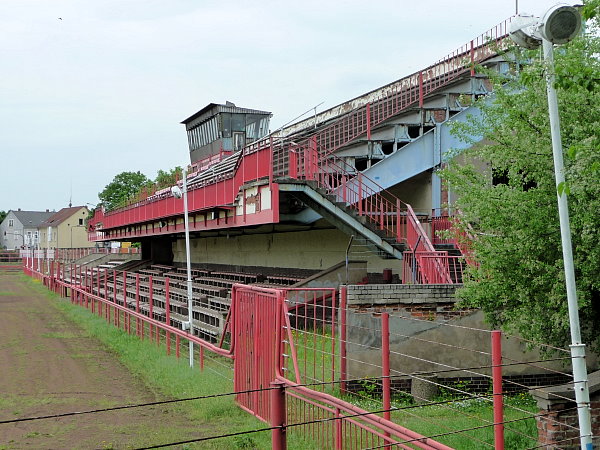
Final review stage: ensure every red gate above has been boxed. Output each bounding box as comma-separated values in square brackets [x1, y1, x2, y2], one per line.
[232, 284, 284, 422]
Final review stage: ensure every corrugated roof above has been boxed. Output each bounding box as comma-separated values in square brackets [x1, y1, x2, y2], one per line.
[10, 210, 55, 227]
[39, 206, 88, 227]
[181, 102, 271, 127]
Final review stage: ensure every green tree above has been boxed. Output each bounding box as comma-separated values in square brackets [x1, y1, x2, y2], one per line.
[440, 21, 600, 351]
[98, 171, 151, 211]
[154, 166, 182, 190]
[0, 211, 7, 224]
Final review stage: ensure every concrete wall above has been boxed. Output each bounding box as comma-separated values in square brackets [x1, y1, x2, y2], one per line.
[172, 228, 404, 274]
[388, 171, 432, 214]
[345, 284, 597, 380]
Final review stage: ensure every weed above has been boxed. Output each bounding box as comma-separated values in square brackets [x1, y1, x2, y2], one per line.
[233, 435, 258, 448]
[356, 378, 379, 399]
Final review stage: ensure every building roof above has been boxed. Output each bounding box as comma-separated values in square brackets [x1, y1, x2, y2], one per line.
[39, 206, 88, 227]
[9, 210, 55, 228]
[181, 102, 272, 127]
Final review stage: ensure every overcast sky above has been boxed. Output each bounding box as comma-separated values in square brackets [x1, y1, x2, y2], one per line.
[0, 0, 563, 212]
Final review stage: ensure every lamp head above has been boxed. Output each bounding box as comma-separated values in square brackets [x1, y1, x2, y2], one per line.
[171, 186, 183, 199]
[539, 4, 582, 45]
[509, 4, 582, 49]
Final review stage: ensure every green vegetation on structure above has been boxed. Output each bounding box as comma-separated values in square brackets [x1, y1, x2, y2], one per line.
[97, 166, 183, 211]
[440, 5, 600, 353]
[98, 171, 151, 211]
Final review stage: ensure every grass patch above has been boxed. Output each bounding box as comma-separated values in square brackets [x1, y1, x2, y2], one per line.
[344, 379, 538, 449]
[40, 331, 79, 339]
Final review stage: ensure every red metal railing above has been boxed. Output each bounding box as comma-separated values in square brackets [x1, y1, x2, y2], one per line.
[0, 251, 22, 271]
[29, 261, 232, 362]
[231, 284, 453, 449]
[24, 263, 525, 448]
[288, 18, 511, 157]
[284, 137, 454, 281]
[402, 251, 464, 284]
[190, 148, 233, 174]
[431, 209, 478, 268]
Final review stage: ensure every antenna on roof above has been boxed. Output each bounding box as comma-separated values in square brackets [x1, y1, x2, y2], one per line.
[69, 179, 72, 208]
[516, 0, 518, 14]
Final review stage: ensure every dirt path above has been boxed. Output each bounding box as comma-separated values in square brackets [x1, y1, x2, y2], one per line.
[0, 272, 205, 449]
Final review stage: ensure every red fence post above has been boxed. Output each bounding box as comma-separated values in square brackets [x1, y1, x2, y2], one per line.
[366, 103, 371, 140]
[335, 407, 343, 450]
[357, 173, 363, 216]
[492, 330, 504, 450]
[113, 270, 118, 327]
[382, 312, 391, 449]
[470, 40, 475, 76]
[136, 273, 140, 337]
[270, 380, 287, 450]
[166, 277, 171, 355]
[149, 275, 154, 340]
[123, 271, 128, 332]
[289, 149, 298, 179]
[419, 72, 424, 108]
[340, 286, 347, 394]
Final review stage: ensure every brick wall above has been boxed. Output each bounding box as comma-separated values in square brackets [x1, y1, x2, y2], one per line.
[535, 400, 600, 448]
[532, 371, 600, 448]
[344, 373, 571, 397]
[347, 284, 473, 320]
[347, 284, 459, 305]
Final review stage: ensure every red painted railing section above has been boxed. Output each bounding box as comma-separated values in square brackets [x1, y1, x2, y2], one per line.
[231, 285, 453, 449]
[0, 251, 22, 271]
[232, 284, 283, 422]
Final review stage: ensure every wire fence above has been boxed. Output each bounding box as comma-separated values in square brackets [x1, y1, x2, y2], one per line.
[18, 259, 587, 449]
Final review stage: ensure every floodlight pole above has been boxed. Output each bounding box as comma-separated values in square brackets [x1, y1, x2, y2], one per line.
[182, 166, 194, 368]
[542, 37, 593, 449]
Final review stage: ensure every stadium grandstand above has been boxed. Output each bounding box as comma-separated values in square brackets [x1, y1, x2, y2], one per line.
[85, 20, 510, 342]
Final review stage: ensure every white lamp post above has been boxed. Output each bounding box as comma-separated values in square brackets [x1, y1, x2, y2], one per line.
[510, 5, 592, 449]
[171, 167, 194, 368]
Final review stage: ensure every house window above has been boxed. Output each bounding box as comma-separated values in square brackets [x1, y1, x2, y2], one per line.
[8, 219, 13, 227]
[14, 233, 18, 241]
[79, 218, 83, 225]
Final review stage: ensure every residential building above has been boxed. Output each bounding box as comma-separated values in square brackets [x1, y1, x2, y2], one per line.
[39, 206, 93, 249]
[0, 209, 54, 250]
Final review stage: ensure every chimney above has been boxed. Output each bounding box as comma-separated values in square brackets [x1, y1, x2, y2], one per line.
[18, 208, 21, 211]
[46, 209, 49, 212]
